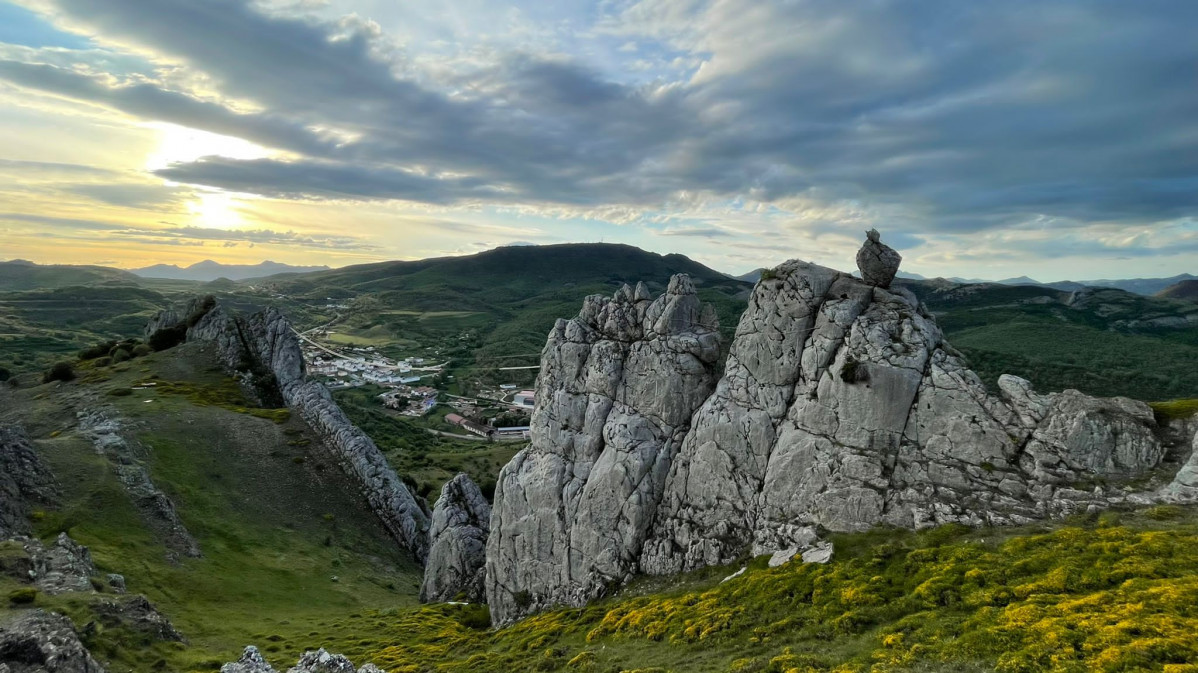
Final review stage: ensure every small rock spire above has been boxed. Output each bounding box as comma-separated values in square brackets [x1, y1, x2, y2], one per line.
[855, 228, 902, 288]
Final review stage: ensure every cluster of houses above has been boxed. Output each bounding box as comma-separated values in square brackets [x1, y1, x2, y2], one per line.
[302, 342, 428, 390]
[379, 385, 439, 416]
[444, 413, 532, 440]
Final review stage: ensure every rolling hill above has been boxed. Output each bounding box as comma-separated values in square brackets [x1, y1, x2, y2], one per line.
[1158, 279, 1198, 302]
[0, 260, 140, 291]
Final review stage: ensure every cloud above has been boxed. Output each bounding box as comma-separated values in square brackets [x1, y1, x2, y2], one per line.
[1, 0, 1196, 271]
[655, 226, 734, 238]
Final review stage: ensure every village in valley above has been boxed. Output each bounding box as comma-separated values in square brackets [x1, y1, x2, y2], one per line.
[295, 321, 535, 441]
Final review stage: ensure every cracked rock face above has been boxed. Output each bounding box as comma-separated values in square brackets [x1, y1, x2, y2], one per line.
[486, 276, 722, 624]
[488, 236, 1182, 624]
[0, 426, 57, 539]
[0, 610, 106, 673]
[421, 474, 490, 603]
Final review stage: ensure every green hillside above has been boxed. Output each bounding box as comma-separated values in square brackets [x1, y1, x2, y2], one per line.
[0, 345, 423, 672]
[898, 281, 1198, 400]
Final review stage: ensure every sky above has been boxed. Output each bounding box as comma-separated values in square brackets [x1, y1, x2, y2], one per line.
[0, 0, 1196, 280]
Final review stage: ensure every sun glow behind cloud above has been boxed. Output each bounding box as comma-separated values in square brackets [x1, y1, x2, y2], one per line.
[143, 122, 271, 230]
[144, 122, 272, 172]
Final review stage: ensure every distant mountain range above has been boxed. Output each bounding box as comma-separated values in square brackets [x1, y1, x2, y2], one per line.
[130, 260, 330, 281]
[733, 267, 1194, 296]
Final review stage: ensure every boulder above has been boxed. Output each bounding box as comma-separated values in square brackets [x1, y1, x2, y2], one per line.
[219, 647, 384, 673]
[421, 474, 490, 603]
[855, 229, 902, 288]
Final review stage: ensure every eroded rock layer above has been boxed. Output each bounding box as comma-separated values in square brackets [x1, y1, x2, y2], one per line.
[487, 232, 1190, 625]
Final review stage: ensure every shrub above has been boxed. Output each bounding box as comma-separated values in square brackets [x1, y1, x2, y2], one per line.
[131, 344, 153, 357]
[43, 361, 76, 383]
[8, 587, 37, 604]
[79, 340, 118, 361]
[107, 387, 134, 397]
[148, 325, 188, 351]
[840, 356, 865, 384]
[111, 348, 132, 363]
[760, 268, 780, 281]
[186, 295, 217, 327]
[0, 366, 9, 382]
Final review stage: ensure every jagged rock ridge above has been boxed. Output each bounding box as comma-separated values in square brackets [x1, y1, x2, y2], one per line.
[485, 277, 722, 622]
[486, 231, 1197, 625]
[146, 301, 430, 561]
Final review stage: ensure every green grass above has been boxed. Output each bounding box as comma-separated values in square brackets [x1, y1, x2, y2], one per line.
[358, 508, 1198, 673]
[1150, 399, 1198, 422]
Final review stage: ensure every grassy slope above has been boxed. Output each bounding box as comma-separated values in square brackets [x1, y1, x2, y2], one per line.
[361, 507, 1198, 673]
[0, 345, 423, 672]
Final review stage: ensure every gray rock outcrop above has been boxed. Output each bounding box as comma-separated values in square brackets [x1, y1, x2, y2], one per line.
[219, 647, 384, 673]
[855, 229, 902, 288]
[0, 427, 57, 538]
[145, 303, 430, 561]
[23, 533, 96, 595]
[0, 610, 106, 673]
[486, 277, 722, 623]
[421, 473, 490, 603]
[92, 596, 184, 643]
[486, 231, 1183, 625]
[76, 408, 200, 560]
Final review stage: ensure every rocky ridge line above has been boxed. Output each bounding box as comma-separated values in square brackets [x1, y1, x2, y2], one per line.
[147, 300, 430, 561]
[485, 231, 1198, 625]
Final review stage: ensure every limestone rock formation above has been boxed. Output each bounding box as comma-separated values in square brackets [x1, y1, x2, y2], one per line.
[855, 229, 902, 288]
[486, 276, 722, 623]
[421, 473, 490, 603]
[0, 427, 57, 538]
[220, 647, 384, 673]
[486, 232, 1186, 625]
[145, 302, 430, 562]
[0, 610, 106, 673]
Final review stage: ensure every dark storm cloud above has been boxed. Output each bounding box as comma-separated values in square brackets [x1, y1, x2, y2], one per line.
[5, 0, 1198, 248]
